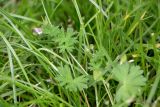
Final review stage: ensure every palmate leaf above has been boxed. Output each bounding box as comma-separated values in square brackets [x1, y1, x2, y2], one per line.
[111, 63, 146, 103]
[42, 25, 77, 53]
[55, 65, 88, 92]
[54, 27, 77, 53]
[43, 25, 60, 37]
[89, 49, 106, 70]
[66, 75, 88, 92]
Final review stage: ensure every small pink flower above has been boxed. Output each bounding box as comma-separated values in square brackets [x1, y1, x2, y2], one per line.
[33, 28, 42, 35]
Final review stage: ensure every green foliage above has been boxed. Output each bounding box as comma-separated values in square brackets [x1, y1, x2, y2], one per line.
[55, 28, 77, 53]
[89, 49, 106, 70]
[0, 0, 159, 106]
[43, 25, 77, 53]
[111, 63, 147, 103]
[0, 100, 13, 107]
[55, 65, 88, 92]
[89, 49, 106, 81]
[43, 25, 60, 37]
[93, 70, 103, 81]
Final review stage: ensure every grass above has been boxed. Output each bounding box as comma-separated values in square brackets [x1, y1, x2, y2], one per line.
[0, 0, 160, 107]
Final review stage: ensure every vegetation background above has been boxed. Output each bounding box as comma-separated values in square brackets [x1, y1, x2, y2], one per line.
[0, 0, 160, 107]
